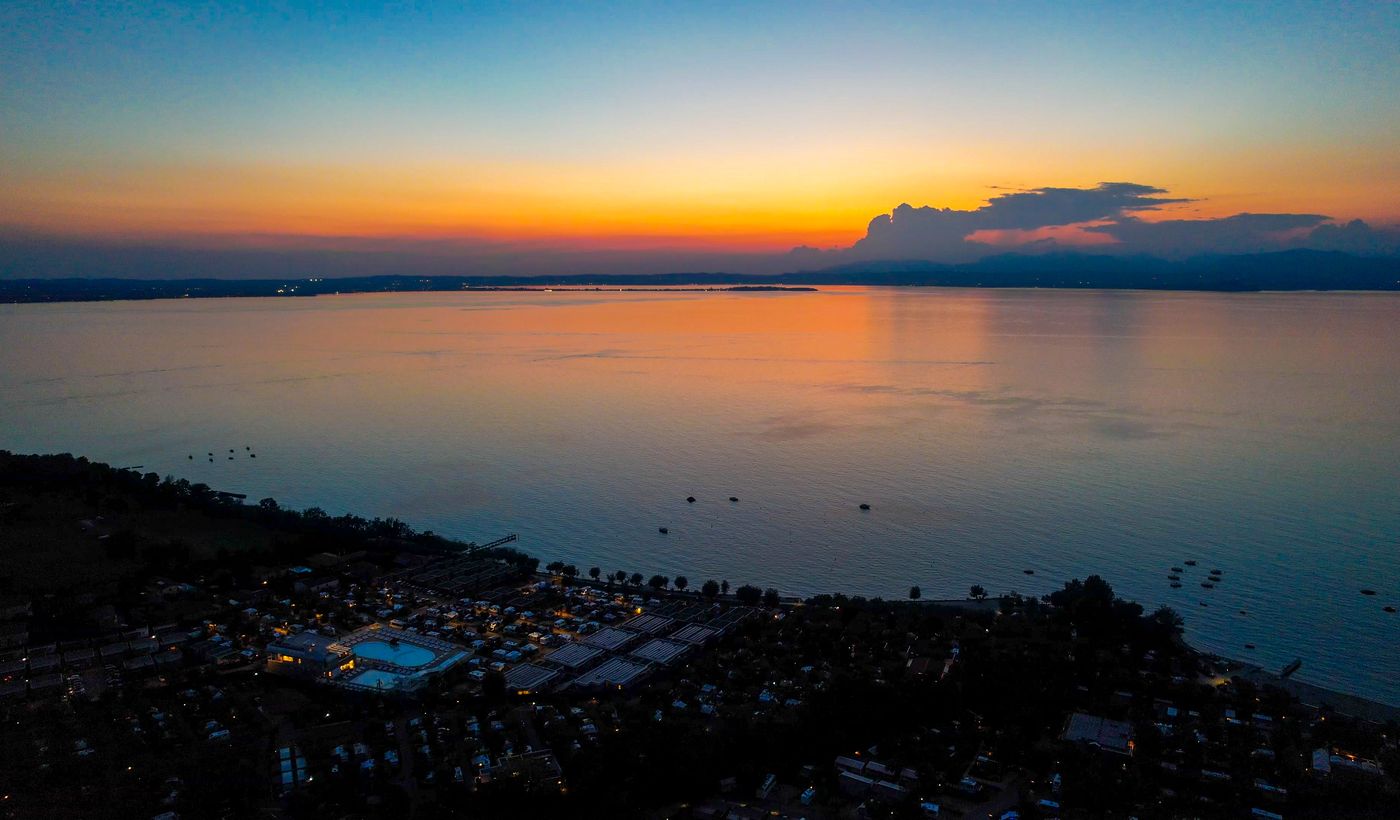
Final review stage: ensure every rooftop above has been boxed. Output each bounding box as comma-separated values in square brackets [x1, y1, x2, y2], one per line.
[630, 638, 689, 665]
[1062, 713, 1135, 755]
[569, 657, 652, 689]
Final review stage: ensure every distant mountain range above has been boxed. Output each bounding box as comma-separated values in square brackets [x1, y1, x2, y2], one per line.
[2, 249, 1397, 303]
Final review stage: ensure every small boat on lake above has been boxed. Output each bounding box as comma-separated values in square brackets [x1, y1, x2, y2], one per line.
[859, 503, 871, 510]
[729, 497, 738, 502]
[687, 497, 695, 503]
[658, 527, 669, 534]
[1184, 560, 1198, 566]
[1360, 589, 1376, 596]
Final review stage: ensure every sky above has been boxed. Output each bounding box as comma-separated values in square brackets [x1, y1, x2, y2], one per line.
[2, 1, 1398, 277]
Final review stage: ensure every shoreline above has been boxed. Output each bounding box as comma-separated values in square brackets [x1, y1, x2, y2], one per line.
[1206, 652, 1400, 724]
[7, 449, 1397, 723]
[546, 571, 1400, 721]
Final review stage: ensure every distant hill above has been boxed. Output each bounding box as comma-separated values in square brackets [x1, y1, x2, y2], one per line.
[2, 250, 1396, 302]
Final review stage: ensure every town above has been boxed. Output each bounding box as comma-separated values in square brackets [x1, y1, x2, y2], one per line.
[0, 452, 1395, 819]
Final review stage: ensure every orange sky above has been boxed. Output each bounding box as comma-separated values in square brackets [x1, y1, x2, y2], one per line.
[2, 4, 1397, 256]
[6, 142, 1396, 253]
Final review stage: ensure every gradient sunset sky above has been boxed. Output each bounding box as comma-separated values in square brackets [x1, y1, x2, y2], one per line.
[2, 1, 1398, 273]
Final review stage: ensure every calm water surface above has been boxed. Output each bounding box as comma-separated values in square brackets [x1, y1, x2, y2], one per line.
[2, 288, 1398, 704]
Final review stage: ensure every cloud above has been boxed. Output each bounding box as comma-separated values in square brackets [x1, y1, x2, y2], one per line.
[1304, 218, 1400, 256]
[1082, 212, 1330, 257]
[974, 182, 1189, 230]
[812, 182, 1398, 264]
[843, 182, 1188, 261]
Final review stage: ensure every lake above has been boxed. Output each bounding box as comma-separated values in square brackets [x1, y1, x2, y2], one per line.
[2, 287, 1398, 704]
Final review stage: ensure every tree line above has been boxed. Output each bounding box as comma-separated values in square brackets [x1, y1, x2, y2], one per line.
[543, 562, 782, 607]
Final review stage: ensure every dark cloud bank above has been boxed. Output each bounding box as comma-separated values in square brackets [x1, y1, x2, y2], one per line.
[2, 182, 1398, 295]
[788, 182, 1397, 266]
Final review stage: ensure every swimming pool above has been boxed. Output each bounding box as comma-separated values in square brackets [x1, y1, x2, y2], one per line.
[353, 639, 436, 667]
[346, 668, 406, 690]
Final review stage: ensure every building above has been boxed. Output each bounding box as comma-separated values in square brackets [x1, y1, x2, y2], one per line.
[483, 750, 564, 792]
[0, 621, 29, 650]
[1061, 712, 1135, 755]
[266, 632, 353, 679]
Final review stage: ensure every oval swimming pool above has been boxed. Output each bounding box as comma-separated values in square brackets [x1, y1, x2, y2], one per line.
[353, 639, 436, 667]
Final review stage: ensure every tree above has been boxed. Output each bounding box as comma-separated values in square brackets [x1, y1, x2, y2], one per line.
[103, 529, 139, 560]
[630, 572, 644, 587]
[563, 564, 579, 579]
[258, 497, 279, 511]
[482, 669, 506, 699]
[614, 570, 627, 584]
[735, 584, 762, 605]
[648, 574, 669, 591]
[546, 561, 564, 575]
[763, 587, 781, 607]
[589, 566, 601, 581]
[701, 579, 720, 598]
[969, 584, 987, 600]
[909, 585, 922, 600]
[721, 580, 730, 595]
[1150, 605, 1184, 636]
[673, 576, 688, 592]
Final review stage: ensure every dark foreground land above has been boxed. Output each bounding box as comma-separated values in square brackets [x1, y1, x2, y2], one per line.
[0, 451, 1395, 819]
[2, 249, 1398, 303]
